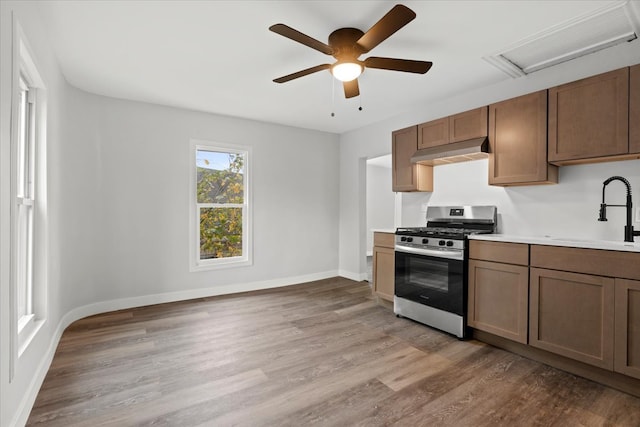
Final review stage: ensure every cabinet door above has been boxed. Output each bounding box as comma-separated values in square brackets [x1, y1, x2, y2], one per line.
[373, 246, 395, 302]
[614, 278, 640, 379]
[489, 91, 558, 185]
[418, 117, 449, 149]
[548, 68, 629, 164]
[630, 64, 640, 154]
[450, 107, 488, 143]
[468, 260, 529, 343]
[392, 126, 433, 192]
[529, 268, 614, 370]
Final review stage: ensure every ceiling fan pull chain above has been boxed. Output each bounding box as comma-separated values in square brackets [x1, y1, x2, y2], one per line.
[331, 76, 336, 117]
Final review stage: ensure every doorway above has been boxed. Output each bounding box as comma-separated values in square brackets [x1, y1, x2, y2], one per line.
[365, 154, 395, 282]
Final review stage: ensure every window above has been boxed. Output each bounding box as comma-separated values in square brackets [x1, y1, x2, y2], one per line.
[190, 141, 251, 270]
[15, 74, 35, 329]
[10, 18, 47, 366]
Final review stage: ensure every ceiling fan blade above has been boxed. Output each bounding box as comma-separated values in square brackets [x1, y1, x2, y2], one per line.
[343, 79, 360, 98]
[356, 5, 416, 53]
[273, 64, 331, 83]
[269, 24, 334, 55]
[364, 57, 433, 74]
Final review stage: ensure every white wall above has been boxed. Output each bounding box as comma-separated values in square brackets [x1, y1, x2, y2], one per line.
[405, 159, 640, 240]
[366, 164, 394, 254]
[60, 87, 340, 312]
[338, 41, 640, 278]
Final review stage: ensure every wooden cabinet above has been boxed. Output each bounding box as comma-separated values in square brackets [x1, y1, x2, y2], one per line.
[529, 267, 615, 370]
[470, 240, 640, 393]
[630, 64, 640, 154]
[392, 125, 433, 192]
[528, 244, 640, 371]
[548, 68, 630, 165]
[417, 117, 448, 149]
[418, 107, 488, 149]
[468, 241, 529, 344]
[614, 278, 640, 379]
[488, 91, 558, 186]
[450, 107, 488, 143]
[372, 232, 395, 302]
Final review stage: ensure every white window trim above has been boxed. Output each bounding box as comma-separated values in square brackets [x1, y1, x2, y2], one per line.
[189, 139, 252, 272]
[9, 16, 48, 380]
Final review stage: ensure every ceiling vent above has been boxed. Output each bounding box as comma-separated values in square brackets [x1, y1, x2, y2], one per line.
[484, 1, 639, 78]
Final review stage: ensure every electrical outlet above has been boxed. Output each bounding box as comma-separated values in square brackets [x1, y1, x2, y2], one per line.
[636, 207, 640, 223]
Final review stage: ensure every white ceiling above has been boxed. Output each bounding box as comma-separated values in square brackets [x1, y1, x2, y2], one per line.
[35, 0, 633, 134]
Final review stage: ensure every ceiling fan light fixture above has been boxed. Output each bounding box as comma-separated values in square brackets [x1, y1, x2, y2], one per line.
[331, 61, 363, 82]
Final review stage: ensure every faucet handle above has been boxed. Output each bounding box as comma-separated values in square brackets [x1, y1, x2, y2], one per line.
[598, 204, 608, 221]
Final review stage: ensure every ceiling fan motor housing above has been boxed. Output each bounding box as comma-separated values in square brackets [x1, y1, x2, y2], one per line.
[328, 28, 365, 61]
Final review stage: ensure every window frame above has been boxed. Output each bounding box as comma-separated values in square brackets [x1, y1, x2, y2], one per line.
[9, 17, 48, 379]
[189, 139, 252, 271]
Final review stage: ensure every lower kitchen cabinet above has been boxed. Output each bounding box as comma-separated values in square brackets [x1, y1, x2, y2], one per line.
[468, 241, 529, 344]
[373, 232, 395, 302]
[615, 278, 640, 379]
[529, 267, 615, 370]
[468, 259, 529, 343]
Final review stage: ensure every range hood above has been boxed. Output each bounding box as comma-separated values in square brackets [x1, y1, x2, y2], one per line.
[410, 137, 489, 166]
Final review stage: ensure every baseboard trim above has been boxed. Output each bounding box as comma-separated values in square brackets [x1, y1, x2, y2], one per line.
[13, 269, 339, 427]
[338, 270, 368, 282]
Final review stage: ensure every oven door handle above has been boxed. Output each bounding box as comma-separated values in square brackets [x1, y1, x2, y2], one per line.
[395, 244, 464, 261]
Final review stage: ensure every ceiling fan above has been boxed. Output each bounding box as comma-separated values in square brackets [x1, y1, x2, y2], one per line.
[269, 4, 433, 99]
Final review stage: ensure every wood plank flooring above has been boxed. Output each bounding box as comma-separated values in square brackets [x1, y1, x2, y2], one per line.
[27, 277, 640, 426]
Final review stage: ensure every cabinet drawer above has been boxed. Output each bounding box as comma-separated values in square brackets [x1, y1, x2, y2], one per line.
[374, 232, 395, 249]
[531, 245, 640, 280]
[469, 240, 528, 265]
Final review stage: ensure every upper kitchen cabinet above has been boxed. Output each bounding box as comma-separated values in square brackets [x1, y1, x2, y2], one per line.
[392, 125, 433, 192]
[489, 91, 558, 186]
[418, 117, 449, 149]
[548, 67, 633, 165]
[630, 64, 640, 154]
[450, 107, 489, 143]
[418, 107, 488, 149]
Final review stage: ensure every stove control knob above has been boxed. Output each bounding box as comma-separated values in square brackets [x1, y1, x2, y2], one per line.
[439, 240, 446, 246]
[422, 238, 429, 244]
[446, 241, 454, 247]
[407, 237, 413, 243]
[400, 236, 407, 242]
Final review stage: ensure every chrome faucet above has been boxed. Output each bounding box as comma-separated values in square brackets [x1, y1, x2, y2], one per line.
[598, 176, 640, 242]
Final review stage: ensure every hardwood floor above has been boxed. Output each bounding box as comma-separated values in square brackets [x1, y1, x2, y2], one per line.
[27, 277, 640, 426]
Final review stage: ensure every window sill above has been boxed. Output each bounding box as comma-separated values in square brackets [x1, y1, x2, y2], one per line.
[18, 316, 45, 357]
[191, 257, 252, 272]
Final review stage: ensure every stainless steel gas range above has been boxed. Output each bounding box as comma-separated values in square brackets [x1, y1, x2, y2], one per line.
[394, 205, 497, 338]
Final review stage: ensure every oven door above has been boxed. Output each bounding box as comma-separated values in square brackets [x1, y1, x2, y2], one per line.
[394, 246, 465, 316]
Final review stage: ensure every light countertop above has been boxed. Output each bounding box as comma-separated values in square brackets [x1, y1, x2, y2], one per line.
[469, 234, 640, 253]
[371, 229, 396, 234]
